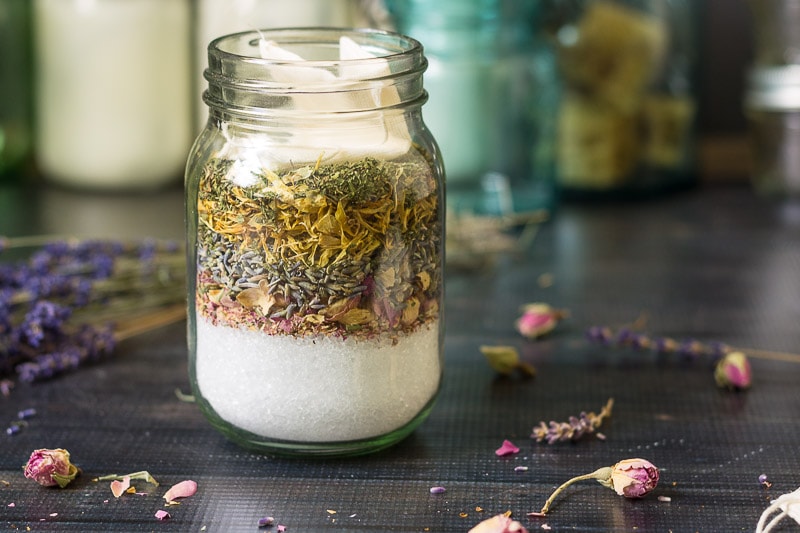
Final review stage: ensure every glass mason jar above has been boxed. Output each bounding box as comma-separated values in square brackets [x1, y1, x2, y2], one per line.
[185, 28, 444, 456]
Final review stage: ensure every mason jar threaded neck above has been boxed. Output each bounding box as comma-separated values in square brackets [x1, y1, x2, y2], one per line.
[203, 27, 428, 119]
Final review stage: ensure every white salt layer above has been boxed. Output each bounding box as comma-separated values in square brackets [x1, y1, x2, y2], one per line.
[195, 318, 441, 442]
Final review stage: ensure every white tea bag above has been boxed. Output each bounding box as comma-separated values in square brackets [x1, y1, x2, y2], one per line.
[251, 35, 412, 166]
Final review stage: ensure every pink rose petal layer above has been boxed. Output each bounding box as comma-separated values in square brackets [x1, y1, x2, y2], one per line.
[163, 480, 198, 503]
[110, 476, 131, 498]
[155, 510, 170, 521]
[495, 439, 520, 457]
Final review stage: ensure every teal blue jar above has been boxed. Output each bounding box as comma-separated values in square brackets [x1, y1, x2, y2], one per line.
[388, 0, 558, 216]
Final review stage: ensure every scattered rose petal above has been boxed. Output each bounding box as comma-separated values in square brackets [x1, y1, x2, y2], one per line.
[155, 510, 170, 521]
[326, 509, 336, 514]
[541, 525, 552, 531]
[495, 440, 520, 457]
[658, 495, 672, 502]
[514, 466, 529, 472]
[277, 526, 287, 532]
[110, 476, 130, 498]
[49, 513, 57, 517]
[258, 516, 274, 527]
[8, 503, 15, 507]
[163, 480, 197, 503]
[468, 513, 529, 533]
[430, 486, 446, 494]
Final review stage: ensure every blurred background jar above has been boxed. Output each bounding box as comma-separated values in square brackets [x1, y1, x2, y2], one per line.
[745, 0, 800, 197]
[33, 0, 192, 191]
[385, 0, 558, 216]
[193, 0, 373, 132]
[546, 0, 700, 199]
[0, 0, 34, 183]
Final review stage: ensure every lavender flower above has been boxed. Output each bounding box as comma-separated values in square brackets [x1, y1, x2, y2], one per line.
[1, 235, 185, 388]
[531, 398, 614, 444]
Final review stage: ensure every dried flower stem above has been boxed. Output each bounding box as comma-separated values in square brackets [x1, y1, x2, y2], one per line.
[94, 471, 159, 487]
[534, 467, 613, 515]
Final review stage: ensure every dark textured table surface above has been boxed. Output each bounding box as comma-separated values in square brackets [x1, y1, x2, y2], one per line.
[2, 183, 800, 532]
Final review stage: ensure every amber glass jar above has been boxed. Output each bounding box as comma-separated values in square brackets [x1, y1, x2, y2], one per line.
[185, 28, 444, 456]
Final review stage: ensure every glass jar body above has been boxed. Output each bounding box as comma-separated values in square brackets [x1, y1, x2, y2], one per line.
[186, 29, 444, 456]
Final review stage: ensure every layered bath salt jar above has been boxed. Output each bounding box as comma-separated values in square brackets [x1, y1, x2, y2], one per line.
[185, 28, 444, 456]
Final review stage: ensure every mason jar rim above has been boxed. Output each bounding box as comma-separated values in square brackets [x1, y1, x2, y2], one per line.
[207, 27, 425, 71]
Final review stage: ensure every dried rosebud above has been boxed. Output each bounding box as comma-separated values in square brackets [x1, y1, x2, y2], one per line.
[605, 458, 660, 498]
[469, 514, 529, 533]
[515, 303, 567, 339]
[23, 448, 79, 488]
[714, 351, 751, 390]
[480, 345, 536, 377]
[530, 458, 659, 516]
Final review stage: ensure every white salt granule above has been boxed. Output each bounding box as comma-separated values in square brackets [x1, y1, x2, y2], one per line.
[196, 318, 441, 442]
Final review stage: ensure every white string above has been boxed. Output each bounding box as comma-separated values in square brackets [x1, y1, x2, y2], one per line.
[756, 487, 800, 533]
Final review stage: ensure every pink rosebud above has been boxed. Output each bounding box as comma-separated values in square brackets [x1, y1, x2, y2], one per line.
[515, 304, 566, 339]
[714, 351, 751, 390]
[495, 439, 520, 457]
[468, 514, 529, 533]
[23, 448, 79, 488]
[608, 458, 660, 498]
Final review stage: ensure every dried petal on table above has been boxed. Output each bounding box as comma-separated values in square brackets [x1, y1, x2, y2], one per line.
[163, 480, 198, 503]
[110, 476, 131, 498]
[495, 440, 520, 457]
[468, 513, 529, 533]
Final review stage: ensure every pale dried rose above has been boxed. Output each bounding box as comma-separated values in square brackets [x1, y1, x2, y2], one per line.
[608, 458, 660, 498]
[714, 351, 751, 390]
[515, 303, 567, 339]
[23, 448, 79, 488]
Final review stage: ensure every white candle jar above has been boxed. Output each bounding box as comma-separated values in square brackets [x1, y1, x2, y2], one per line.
[33, 0, 192, 190]
[186, 28, 444, 456]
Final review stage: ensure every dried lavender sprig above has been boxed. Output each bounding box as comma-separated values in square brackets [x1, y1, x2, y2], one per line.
[15, 324, 116, 382]
[1, 236, 185, 385]
[586, 326, 730, 360]
[531, 398, 614, 444]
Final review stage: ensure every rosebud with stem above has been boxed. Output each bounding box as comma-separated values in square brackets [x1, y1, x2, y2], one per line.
[530, 458, 659, 516]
